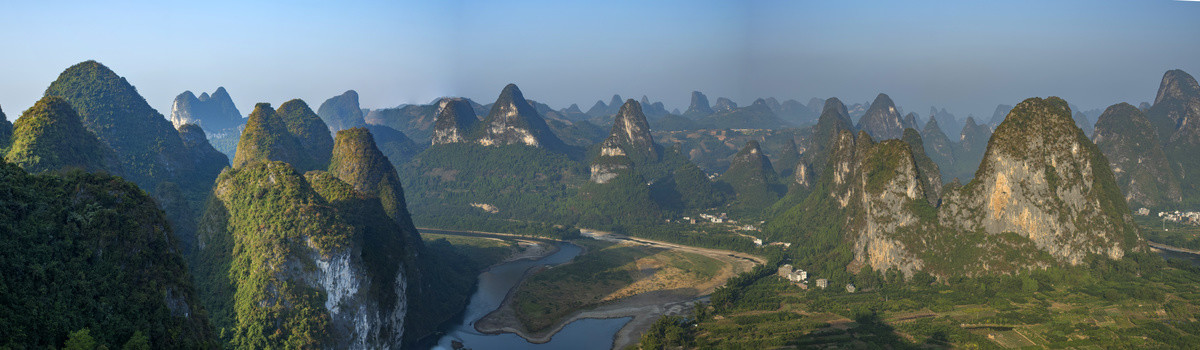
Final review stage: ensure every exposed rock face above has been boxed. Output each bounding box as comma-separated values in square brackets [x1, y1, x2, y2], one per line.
[771, 96, 1142, 278]
[1094, 103, 1181, 207]
[792, 161, 814, 189]
[800, 97, 855, 180]
[901, 128, 943, 205]
[939, 97, 1140, 265]
[713, 97, 737, 112]
[317, 90, 368, 132]
[473, 84, 566, 149]
[591, 100, 657, 183]
[857, 93, 906, 140]
[603, 100, 656, 160]
[684, 91, 714, 118]
[431, 98, 479, 145]
[826, 131, 930, 276]
[170, 87, 243, 131]
[5, 96, 116, 173]
[199, 161, 411, 349]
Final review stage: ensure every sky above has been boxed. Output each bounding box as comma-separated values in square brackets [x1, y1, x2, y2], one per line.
[1, 0, 1198, 123]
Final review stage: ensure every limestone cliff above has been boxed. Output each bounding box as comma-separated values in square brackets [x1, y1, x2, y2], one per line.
[770, 97, 1142, 278]
[472, 84, 567, 149]
[939, 97, 1140, 266]
[684, 91, 715, 118]
[430, 98, 479, 145]
[197, 161, 410, 349]
[856, 93, 906, 140]
[170, 87, 243, 132]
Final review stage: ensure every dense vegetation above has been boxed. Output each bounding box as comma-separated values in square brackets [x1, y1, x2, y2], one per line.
[4, 96, 115, 173]
[42, 60, 225, 198]
[0, 161, 214, 348]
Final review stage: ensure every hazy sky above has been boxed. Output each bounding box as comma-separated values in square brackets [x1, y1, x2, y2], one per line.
[1, 0, 1198, 123]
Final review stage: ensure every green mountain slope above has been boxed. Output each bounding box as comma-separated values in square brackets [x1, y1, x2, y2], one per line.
[0, 161, 214, 348]
[4, 96, 116, 173]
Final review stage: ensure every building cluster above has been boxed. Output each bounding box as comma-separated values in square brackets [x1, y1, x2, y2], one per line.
[777, 264, 855, 293]
[1158, 210, 1200, 226]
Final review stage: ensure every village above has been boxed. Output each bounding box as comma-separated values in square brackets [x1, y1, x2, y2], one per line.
[776, 264, 856, 293]
[674, 212, 793, 249]
[1148, 209, 1200, 226]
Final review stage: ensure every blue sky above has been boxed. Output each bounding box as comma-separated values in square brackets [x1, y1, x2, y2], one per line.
[1, 0, 1198, 123]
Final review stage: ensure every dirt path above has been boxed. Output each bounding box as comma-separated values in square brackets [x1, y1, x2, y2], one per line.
[473, 228, 764, 349]
[1148, 241, 1200, 256]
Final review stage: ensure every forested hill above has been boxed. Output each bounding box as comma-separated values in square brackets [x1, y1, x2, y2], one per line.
[0, 161, 215, 348]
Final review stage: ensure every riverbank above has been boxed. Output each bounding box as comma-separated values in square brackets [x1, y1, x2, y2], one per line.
[474, 228, 763, 349]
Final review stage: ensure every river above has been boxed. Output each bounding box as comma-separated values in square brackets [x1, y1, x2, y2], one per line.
[430, 241, 632, 350]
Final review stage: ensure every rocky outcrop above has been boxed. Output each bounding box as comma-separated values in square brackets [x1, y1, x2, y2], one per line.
[901, 128, 943, 205]
[198, 161, 412, 349]
[939, 97, 1140, 265]
[698, 98, 788, 129]
[472, 84, 566, 149]
[591, 100, 657, 183]
[684, 91, 714, 118]
[856, 93, 906, 140]
[431, 98, 479, 145]
[317, 90, 368, 132]
[170, 87, 243, 132]
[831, 131, 930, 276]
[770, 96, 1142, 278]
[1094, 103, 1181, 207]
[799, 97, 855, 180]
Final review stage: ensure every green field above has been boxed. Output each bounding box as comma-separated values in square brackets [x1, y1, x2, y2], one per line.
[642, 252, 1200, 349]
